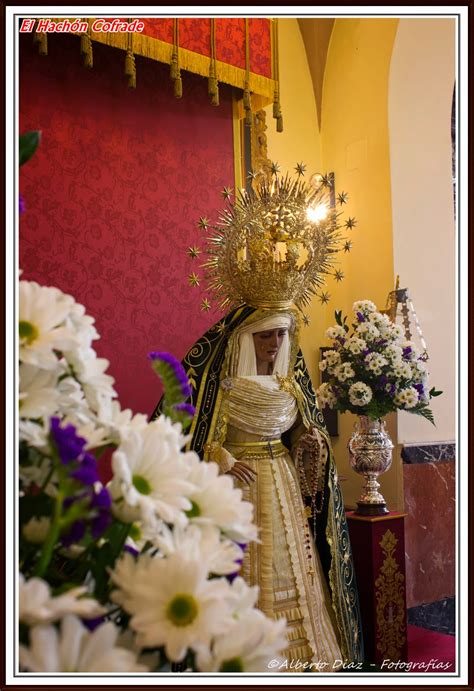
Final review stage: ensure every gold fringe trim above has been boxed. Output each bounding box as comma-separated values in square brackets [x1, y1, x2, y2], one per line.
[208, 18, 219, 106]
[84, 31, 276, 100]
[124, 20, 136, 88]
[256, 458, 275, 617]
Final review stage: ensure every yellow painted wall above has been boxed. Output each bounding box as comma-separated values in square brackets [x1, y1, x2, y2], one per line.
[264, 18, 403, 510]
[318, 18, 401, 510]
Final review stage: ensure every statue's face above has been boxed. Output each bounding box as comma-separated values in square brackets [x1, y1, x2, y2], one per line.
[252, 328, 287, 370]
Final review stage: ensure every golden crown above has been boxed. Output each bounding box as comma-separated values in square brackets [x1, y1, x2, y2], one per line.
[188, 165, 356, 315]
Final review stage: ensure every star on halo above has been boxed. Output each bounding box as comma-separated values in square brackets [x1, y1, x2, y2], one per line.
[294, 162, 306, 176]
[302, 314, 311, 326]
[270, 161, 280, 175]
[343, 240, 353, 252]
[319, 291, 331, 305]
[187, 246, 201, 259]
[200, 298, 211, 311]
[188, 272, 200, 287]
[337, 191, 348, 205]
[198, 216, 210, 230]
[320, 173, 333, 188]
[345, 217, 357, 230]
[247, 170, 259, 182]
[221, 186, 233, 200]
[334, 270, 345, 282]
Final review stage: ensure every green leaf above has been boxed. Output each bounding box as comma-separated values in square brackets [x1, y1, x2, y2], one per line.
[19, 131, 41, 166]
[335, 310, 342, 326]
[412, 405, 436, 425]
[429, 387, 443, 398]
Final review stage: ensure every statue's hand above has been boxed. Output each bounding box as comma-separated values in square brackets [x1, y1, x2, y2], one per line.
[227, 461, 257, 485]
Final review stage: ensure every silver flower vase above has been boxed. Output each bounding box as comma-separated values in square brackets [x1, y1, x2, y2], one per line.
[348, 416, 394, 516]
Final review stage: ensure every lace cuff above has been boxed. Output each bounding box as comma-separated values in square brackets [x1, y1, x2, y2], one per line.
[204, 442, 236, 474]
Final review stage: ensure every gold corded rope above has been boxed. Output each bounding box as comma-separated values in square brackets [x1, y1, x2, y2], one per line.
[243, 18, 252, 127]
[80, 18, 93, 69]
[271, 18, 283, 132]
[124, 19, 136, 88]
[170, 18, 183, 98]
[33, 20, 47, 56]
[208, 18, 219, 106]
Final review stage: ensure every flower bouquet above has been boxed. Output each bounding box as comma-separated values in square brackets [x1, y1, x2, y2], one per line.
[17, 279, 287, 673]
[316, 300, 442, 422]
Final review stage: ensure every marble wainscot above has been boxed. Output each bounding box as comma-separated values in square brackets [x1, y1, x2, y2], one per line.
[402, 442, 455, 635]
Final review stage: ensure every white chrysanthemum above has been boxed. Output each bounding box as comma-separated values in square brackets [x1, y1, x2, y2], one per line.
[18, 449, 55, 494]
[388, 323, 405, 340]
[353, 300, 377, 313]
[322, 349, 341, 367]
[345, 337, 366, 355]
[65, 348, 117, 413]
[393, 362, 413, 380]
[368, 312, 392, 328]
[64, 299, 99, 349]
[184, 456, 258, 543]
[22, 517, 51, 544]
[365, 353, 388, 372]
[19, 280, 79, 370]
[196, 609, 288, 673]
[384, 344, 403, 361]
[154, 523, 244, 576]
[19, 574, 105, 625]
[110, 552, 234, 661]
[394, 387, 419, 409]
[19, 615, 147, 672]
[356, 322, 380, 340]
[100, 401, 148, 446]
[348, 382, 373, 406]
[19, 364, 60, 419]
[413, 360, 428, 376]
[107, 418, 195, 526]
[318, 359, 327, 372]
[334, 362, 355, 382]
[225, 576, 259, 618]
[325, 325, 346, 340]
[316, 382, 337, 408]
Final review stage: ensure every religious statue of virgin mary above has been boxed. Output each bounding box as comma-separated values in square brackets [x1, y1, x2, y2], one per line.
[152, 171, 364, 668]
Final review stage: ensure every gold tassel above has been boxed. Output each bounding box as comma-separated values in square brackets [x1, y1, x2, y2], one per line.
[208, 19, 219, 106]
[171, 19, 183, 99]
[271, 18, 284, 133]
[80, 30, 93, 69]
[124, 22, 136, 89]
[33, 23, 47, 56]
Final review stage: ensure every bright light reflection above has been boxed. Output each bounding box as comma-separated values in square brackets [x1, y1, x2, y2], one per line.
[306, 203, 328, 223]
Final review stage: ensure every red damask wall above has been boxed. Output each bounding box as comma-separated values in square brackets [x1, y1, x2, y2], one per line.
[19, 34, 234, 415]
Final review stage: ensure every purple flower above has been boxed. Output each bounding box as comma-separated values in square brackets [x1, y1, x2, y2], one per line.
[336, 336, 346, 345]
[402, 346, 413, 359]
[61, 519, 86, 547]
[356, 312, 365, 322]
[124, 544, 139, 557]
[376, 339, 388, 348]
[19, 194, 25, 215]
[90, 487, 112, 538]
[362, 348, 372, 357]
[50, 417, 87, 466]
[148, 351, 192, 398]
[70, 452, 99, 485]
[172, 402, 196, 417]
[82, 615, 106, 632]
[413, 383, 424, 398]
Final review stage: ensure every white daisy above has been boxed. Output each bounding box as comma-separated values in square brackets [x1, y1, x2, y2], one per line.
[65, 348, 117, 413]
[19, 615, 147, 672]
[19, 364, 60, 419]
[334, 362, 355, 382]
[394, 387, 419, 409]
[64, 300, 99, 349]
[353, 299, 377, 313]
[107, 418, 196, 526]
[19, 280, 78, 370]
[225, 576, 259, 618]
[184, 456, 258, 543]
[110, 551, 234, 661]
[345, 337, 366, 355]
[19, 574, 105, 625]
[316, 382, 337, 408]
[325, 325, 346, 340]
[154, 523, 244, 576]
[356, 322, 380, 340]
[196, 609, 288, 673]
[348, 382, 373, 406]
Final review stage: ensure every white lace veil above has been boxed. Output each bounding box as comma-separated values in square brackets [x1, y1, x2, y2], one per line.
[230, 313, 295, 377]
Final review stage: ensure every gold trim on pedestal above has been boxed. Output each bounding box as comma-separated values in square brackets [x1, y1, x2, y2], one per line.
[375, 529, 406, 661]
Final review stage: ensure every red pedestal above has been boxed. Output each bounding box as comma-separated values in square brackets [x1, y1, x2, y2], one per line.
[347, 511, 408, 666]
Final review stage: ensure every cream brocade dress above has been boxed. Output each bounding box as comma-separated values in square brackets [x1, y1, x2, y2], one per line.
[222, 375, 342, 667]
